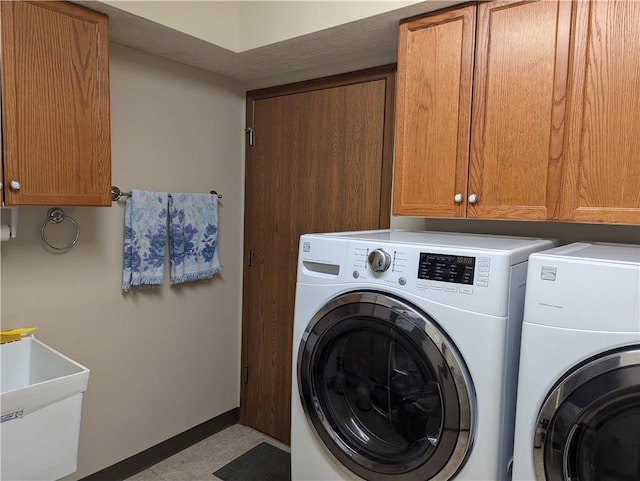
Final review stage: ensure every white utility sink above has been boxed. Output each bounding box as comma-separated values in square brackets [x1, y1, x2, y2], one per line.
[1, 335, 90, 481]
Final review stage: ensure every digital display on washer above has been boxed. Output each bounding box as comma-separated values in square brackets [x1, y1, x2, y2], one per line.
[418, 253, 475, 285]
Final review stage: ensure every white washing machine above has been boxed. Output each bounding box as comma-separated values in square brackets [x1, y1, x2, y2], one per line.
[513, 242, 640, 481]
[291, 230, 556, 481]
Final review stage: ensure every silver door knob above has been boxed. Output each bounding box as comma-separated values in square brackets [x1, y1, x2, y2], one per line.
[9, 180, 21, 190]
[368, 249, 392, 273]
[468, 193, 478, 204]
[454, 193, 463, 203]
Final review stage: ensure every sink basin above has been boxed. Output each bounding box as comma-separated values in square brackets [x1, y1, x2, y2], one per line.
[1, 335, 90, 480]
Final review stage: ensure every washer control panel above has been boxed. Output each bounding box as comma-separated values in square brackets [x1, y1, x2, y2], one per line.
[297, 232, 548, 318]
[347, 242, 496, 296]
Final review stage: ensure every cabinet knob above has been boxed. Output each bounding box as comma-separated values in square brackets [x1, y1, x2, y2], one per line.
[9, 180, 21, 191]
[454, 193, 463, 203]
[468, 193, 478, 204]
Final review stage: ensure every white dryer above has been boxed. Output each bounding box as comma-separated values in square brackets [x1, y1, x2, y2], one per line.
[291, 230, 555, 481]
[513, 242, 640, 481]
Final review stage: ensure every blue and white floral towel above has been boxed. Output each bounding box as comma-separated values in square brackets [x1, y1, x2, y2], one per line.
[122, 190, 168, 291]
[169, 193, 222, 285]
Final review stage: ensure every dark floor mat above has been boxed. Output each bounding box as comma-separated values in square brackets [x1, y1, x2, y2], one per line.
[213, 442, 291, 481]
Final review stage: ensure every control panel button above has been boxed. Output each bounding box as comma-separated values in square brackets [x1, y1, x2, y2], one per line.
[459, 286, 473, 294]
[429, 283, 443, 291]
[352, 270, 360, 279]
[398, 277, 407, 286]
[444, 285, 458, 293]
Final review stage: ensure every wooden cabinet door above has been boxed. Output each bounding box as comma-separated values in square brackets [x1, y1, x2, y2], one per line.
[392, 6, 475, 217]
[1, 1, 111, 206]
[560, 0, 640, 224]
[468, 0, 572, 219]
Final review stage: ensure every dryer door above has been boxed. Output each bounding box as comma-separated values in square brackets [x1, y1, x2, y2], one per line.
[297, 291, 475, 481]
[534, 347, 640, 481]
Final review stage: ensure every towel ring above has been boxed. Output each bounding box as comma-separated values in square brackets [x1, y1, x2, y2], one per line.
[41, 208, 79, 252]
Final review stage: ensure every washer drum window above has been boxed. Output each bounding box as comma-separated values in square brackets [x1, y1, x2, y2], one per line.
[297, 291, 476, 481]
[534, 347, 640, 481]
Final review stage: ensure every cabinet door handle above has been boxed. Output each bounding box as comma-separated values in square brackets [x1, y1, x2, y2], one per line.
[468, 193, 478, 204]
[9, 180, 21, 191]
[454, 193, 463, 203]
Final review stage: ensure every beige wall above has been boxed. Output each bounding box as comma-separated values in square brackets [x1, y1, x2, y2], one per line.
[102, 0, 421, 52]
[419, 218, 640, 246]
[237, 1, 419, 50]
[104, 1, 242, 51]
[0, 44, 245, 479]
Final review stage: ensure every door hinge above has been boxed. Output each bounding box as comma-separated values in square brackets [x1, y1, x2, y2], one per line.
[245, 127, 255, 146]
[247, 249, 252, 267]
[244, 366, 249, 384]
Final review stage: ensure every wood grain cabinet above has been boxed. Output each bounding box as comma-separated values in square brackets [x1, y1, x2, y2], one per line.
[559, 0, 640, 224]
[393, 5, 477, 218]
[1, 1, 111, 206]
[394, 0, 640, 224]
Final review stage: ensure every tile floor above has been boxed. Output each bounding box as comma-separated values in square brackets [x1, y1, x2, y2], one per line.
[124, 423, 290, 481]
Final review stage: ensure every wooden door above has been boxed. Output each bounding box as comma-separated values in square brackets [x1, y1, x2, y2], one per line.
[241, 66, 395, 443]
[1, 1, 111, 206]
[560, 0, 640, 224]
[392, 6, 476, 217]
[468, 0, 572, 220]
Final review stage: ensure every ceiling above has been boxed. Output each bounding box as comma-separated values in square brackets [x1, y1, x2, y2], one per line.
[76, 1, 462, 89]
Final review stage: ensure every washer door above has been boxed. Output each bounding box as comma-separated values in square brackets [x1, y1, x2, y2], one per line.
[297, 291, 475, 481]
[534, 346, 640, 481]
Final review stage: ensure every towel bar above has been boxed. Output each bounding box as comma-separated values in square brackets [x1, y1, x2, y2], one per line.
[111, 186, 222, 202]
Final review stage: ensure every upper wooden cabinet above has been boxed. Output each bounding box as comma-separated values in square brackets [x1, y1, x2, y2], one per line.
[394, 0, 571, 219]
[559, 0, 640, 224]
[393, 5, 476, 218]
[394, 0, 640, 224]
[1, 1, 111, 206]
[469, 0, 571, 220]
